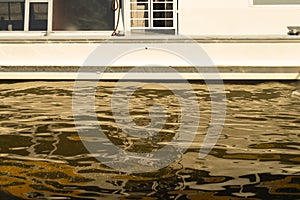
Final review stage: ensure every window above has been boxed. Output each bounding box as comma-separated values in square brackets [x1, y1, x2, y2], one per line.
[253, 0, 300, 5]
[0, 0, 117, 32]
[29, 2, 48, 31]
[0, 1, 24, 31]
[130, 0, 176, 31]
[52, 0, 115, 31]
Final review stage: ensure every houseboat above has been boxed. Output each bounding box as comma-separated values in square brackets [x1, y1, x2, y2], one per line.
[0, 0, 300, 80]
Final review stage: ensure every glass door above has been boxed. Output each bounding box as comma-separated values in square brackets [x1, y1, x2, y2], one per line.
[29, 2, 48, 30]
[24, 0, 50, 31]
[52, 0, 115, 31]
[129, 0, 176, 31]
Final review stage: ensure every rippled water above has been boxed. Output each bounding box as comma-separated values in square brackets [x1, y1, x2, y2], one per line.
[0, 81, 299, 199]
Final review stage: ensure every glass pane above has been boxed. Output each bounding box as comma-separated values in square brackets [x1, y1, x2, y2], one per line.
[0, 3, 9, 21]
[130, 0, 148, 2]
[53, 0, 114, 31]
[29, 2, 48, 31]
[153, 3, 173, 10]
[131, 19, 149, 27]
[153, 11, 173, 18]
[130, 3, 149, 10]
[0, 2, 24, 31]
[131, 11, 149, 18]
[153, 20, 173, 27]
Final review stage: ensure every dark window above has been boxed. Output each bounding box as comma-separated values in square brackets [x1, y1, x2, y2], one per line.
[53, 0, 115, 31]
[0, 1, 24, 31]
[29, 2, 48, 31]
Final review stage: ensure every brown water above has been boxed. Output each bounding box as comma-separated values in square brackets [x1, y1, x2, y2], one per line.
[0, 81, 299, 200]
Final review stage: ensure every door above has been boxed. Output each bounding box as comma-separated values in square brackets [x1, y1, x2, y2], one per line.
[129, 0, 176, 31]
[24, 0, 51, 31]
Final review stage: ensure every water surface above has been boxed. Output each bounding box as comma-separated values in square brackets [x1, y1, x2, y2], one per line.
[0, 81, 299, 199]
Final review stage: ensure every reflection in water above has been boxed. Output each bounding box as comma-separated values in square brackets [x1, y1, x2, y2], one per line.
[0, 81, 299, 199]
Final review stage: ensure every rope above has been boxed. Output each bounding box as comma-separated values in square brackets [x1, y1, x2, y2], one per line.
[111, 0, 121, 36]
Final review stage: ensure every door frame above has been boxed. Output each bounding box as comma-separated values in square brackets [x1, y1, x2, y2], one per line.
[126, 0, 177, 32]
[24, 0, 52, 31]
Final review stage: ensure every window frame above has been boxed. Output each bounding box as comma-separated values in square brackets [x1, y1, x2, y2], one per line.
[0, 0, 118, 35]
[126, 0, 178, 32]
[24, 0, 51, 31]
[0, 1, 25, 31]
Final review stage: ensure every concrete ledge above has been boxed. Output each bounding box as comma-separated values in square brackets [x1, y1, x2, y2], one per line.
[0, 66, 299, 73]
[1, 35, 300, 44]
[0, 66, 299, 80]
[0, 72, 299, 80]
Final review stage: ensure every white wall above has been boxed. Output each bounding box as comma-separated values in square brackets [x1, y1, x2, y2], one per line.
[179, 0, 300, 35]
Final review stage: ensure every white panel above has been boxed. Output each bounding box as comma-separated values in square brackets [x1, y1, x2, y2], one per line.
[179, 0, 250, 9]
[178, 0, 300, 35]
[0, 42, 300, 67]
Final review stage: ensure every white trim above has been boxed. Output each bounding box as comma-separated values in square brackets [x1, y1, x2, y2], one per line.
[24, 0, 29, 31]
[47, 0, 52, 32]
[150, 0, 153, 28]
[0, 31, 113, 37]
[124, 0, 130, 32]
[47, 31, 113, 37]
[174, 0, 178, 34]
[24, 0, 49, 32]
[113, 0, 125, 34]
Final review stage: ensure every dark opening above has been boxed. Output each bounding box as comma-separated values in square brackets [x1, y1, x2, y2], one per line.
[29, 2, 48, 31]
[52, 0, 115, 31]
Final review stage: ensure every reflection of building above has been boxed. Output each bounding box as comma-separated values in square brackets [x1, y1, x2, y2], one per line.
[0, 0, 115, 31]
[0, 0, 177, 32]
[0, 0, 300, 80]
[0, 2, 24, 30]
[52, 0, 115, 31]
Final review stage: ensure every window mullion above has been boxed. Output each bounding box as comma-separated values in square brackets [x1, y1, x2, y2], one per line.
[150, 0, 153, 28]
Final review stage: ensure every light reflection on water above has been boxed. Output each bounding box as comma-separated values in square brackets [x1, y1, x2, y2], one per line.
[0, 81, 299, 199]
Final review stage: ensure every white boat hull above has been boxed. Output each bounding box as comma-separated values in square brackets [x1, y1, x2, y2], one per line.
[0, 36, 299, 80]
